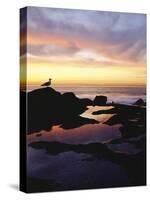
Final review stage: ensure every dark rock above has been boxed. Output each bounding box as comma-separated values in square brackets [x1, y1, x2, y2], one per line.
[27, 177, 62, 193]
[36, 133, 42, 137]
[104, 103, 146, 126]
[133, 136, 146, 150]
[62, 92, 77, 99]
[93, 95, 107, 106]
[26, 87, 94, 134]
[92, 108, 116, 115]
[133, 99, 145, 106]
[61, 92, 86, 116]
[119, 124, 146, 138]
[79, 98, 93, 106]
[27, 87, 62, 134]
[104, 114, 121, 125]
[29, 141, 117, 157]
[106, 135, 146, 149]
[60, 116, 98, 129]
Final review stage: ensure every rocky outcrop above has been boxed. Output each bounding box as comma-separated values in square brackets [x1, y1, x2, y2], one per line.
[93, 95, 107, 106]
[24, 87, 98, 134]
[133, 98, 146, 106]
[79, 98, 93, 106]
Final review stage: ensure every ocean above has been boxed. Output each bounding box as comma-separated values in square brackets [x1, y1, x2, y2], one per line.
[27, 84, 146, 105]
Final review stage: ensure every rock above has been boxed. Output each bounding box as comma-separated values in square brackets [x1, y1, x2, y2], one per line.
[29, 141, 116, 157]
[36, 133, 42, 137]
[60, 116, 98, 129]
[104, 102, 146, 125]
[104, 114, 121, 125]
[93, 95, 107, 106]
[92, 108, 116, 115]
[27, 177, 62, 193]
[25, 87, 93, 134]
[61, 92, 86, 116]
[62, 92, 77, 99]
[27, 87, 62, 133]
[79, 98, 93, 106]
[133, 99, 145, 106]
[119, 125, 146, 138]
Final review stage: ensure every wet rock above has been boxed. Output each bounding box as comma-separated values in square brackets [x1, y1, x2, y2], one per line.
[60, 116, 99, 129]
[61, 92, 86, 116]
[25, 87, 94, 134]
[92, 108, 116, 115]
[93, 95, 107, 106]
[133, 99, 146, 106]
[27, 177, 62, 193]
[119, 124, 146, 138]
[79, 98, 93, 106]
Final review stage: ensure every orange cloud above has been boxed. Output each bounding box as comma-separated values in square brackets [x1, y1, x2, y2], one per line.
[26, 31, 145, 66]
[27, 32, 70, 48]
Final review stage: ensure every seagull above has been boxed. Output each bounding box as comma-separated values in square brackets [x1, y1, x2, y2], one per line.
[41, 78, 52, 87]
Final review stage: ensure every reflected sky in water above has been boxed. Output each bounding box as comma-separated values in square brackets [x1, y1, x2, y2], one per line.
[27, 106, 122, 145]
[27, 105, 143, 189]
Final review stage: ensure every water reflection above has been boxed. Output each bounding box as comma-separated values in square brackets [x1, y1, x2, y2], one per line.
[81, 106, 114, 122]
[27, 105, 145, 191]
[27, 106, 122, 145]
[27, 149, 130, 189]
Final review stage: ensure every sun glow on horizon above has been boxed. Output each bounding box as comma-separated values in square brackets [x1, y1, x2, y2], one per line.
[20, 62, 146, 87]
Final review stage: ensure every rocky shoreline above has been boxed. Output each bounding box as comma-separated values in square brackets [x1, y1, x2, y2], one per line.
[20, 87, 146, 135]
[25, 87, 146, 192]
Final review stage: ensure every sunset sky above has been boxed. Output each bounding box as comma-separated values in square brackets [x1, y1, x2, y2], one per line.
[20, 7, 146, 87]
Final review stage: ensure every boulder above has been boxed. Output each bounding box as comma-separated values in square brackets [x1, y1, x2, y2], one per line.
[27, 87, 62, 133]
[79, 98, 93, 106]
[93, 95, 107, 106]
[61, 92, 86, 116]
[133, 98, 145, 106]
[60, 116, 98, 129]
[25, 88, 91, 134]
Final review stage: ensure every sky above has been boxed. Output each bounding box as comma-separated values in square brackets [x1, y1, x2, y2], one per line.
[20, 7, 146, 87]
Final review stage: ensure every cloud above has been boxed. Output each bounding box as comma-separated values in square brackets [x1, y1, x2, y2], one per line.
[26, 7, 146, 65]
[28, 43, 79, 57]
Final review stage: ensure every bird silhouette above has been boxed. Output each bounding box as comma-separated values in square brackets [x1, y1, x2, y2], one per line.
[41, 78, 52, 87]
